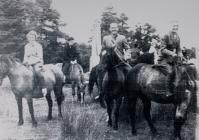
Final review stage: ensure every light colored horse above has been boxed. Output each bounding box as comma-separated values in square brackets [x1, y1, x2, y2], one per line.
[63, 61, 87, 104]
[0, 55, 65, 127]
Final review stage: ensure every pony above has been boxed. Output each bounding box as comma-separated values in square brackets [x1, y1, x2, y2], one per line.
[100, 48, 132, 130]
[62, 61, 86, 104]
[0, 55, 65, 127]
[125, 60, 197, 139]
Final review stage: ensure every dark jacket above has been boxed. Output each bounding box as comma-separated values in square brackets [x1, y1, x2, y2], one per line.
[63, 43, 80, 63]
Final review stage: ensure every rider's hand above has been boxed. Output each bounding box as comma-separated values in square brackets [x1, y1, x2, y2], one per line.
[140, 51, 144, 55]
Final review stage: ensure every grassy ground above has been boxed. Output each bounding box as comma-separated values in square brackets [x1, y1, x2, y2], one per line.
[61, 85, 196, 140]
[0, 78, 196, 140]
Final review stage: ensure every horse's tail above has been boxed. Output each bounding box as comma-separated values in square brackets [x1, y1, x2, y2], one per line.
[88, 66, 97, 94]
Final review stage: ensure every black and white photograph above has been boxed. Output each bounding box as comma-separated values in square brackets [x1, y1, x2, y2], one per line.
[0, 0, 198, 139]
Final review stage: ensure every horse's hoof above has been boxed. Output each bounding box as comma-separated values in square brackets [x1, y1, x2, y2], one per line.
[113, 125, 118, 130]
[107, 122, 112, 127]
[47, 116, 53, 121]
[58, 114, 63, 119]
[100, 102, 106, 109]
[131, 130, 137, 136]
[151, 128, 157, 135]
[32, 121, 38, 127]
[18, 120, 24, 126]
[80, 101, 84, 104]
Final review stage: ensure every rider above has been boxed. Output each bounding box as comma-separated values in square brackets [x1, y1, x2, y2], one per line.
[101, 22, 131, 64]
[99, 22, 131, 107]
[23, 30, 44, 98]
[158, 21, 183, 92]
[62, 37, 80, 83]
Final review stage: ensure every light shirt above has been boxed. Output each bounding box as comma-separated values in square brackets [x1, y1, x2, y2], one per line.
[23, 41, 44, 66]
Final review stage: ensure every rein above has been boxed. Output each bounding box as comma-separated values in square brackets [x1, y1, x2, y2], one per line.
[176, 62, 193, 82]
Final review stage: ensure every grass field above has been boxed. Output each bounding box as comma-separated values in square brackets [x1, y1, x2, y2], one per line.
[0, 78, 197, 140]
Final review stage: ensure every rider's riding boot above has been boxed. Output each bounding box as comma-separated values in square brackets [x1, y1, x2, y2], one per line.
[32, 76, 43, 98]
[168, 65, 178, 95]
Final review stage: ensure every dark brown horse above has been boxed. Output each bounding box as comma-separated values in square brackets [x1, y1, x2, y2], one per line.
[0, 55, 65, 127]
[101, 48, 131, 130]
[62, 61, 87, 104]
[125, 61, 196, 140]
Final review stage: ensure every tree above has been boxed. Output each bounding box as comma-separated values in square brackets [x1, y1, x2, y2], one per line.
[101, 6, 119, 37]
[100, 6, 130, 38]
[132, 23, 160, 52]
[0, 0, 67, 63]
[118, 13, 129, 36]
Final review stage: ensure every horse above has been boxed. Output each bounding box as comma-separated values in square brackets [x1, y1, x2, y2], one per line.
[125, 60, 197, 139]
[62, 61, 86, 104]
[0, 55, 65, 127]
[88, 51, 154, 109]
[101, 48, 132, 130]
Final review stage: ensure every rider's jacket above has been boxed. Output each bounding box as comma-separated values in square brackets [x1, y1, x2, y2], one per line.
[159, 31, 181, 64]
[23, 41, 44, 66]
[63, 43, 80, 63]
[102, 34, 130, 61]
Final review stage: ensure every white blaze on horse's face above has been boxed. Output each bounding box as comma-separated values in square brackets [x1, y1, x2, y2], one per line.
[102, 50, 107, 56]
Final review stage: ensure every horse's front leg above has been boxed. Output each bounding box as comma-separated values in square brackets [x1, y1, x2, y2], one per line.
[128, 98, 137, 135]
[77, 86, 81, 102]
[173, 89, 191, 140]
[26, 97, 37, 127]
[71, 81, 76, 102]
[105, 96, 113, 127]
[141, 97, 157, 135]
[15, 96, 24, 126]
[113, 97, 122, 130]
[46, 90, 53, 120]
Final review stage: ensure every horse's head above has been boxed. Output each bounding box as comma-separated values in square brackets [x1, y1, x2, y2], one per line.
[100, 48, 119, 70]
[176, 63, 197, 92]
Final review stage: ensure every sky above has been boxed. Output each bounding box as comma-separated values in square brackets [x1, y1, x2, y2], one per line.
[52, 0, 199, 48]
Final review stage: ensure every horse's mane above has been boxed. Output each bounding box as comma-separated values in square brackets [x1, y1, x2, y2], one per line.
[0, 55, 21, 66]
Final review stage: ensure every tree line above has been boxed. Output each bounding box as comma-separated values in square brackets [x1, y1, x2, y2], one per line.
[0, 2, 196, 72]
